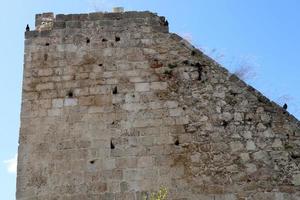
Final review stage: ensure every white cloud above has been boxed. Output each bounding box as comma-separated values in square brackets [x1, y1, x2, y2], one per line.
[4, 154, 17, 174]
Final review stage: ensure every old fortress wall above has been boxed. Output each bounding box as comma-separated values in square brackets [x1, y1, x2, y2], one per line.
[17, 11, 300, 200]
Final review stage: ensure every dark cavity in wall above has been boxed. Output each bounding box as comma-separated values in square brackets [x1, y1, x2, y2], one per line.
[291, 153, 300, 159]
[67, 90, 74, 98]
[191, 50, 196, 56]
[86, 38, 90, 44]
[110, 140, 115, 149]
[89, 160, 95, 164]
[115, 36, 120, 42]
[112, 86, 118, 94]
[195, 63, 203, 81]
[221, 120, 228, 127]
[182, 60, 189, 65]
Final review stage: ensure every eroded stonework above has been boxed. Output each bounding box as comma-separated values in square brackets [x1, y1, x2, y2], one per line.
[17, 11, 300, 200]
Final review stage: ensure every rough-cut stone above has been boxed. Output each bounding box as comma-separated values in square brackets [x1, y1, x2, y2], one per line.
[272, 139, 283, 148]
[292, 174, 300, 186]
[17, 10, 300, 200]
[64, 98, 78, 106]
[52, 98, 64, 108]
[135, 83, 150, 92]
[240, 153, 250, 162]
[246, 140, 256, 151]
[230, 141, 244, 152]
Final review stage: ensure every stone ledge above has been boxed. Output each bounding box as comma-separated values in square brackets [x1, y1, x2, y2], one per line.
[28, 11, 169, 38]
[37, 11, 161, 24]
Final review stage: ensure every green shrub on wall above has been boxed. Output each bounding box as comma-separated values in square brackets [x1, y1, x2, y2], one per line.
[144, 186, 168, 200]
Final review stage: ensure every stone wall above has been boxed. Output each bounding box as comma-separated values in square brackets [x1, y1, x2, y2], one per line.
[17, 11, 300, 200]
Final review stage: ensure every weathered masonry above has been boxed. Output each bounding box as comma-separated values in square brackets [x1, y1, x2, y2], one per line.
[17, 10, 300, 200]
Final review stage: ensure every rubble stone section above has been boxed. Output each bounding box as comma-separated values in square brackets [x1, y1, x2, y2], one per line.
[17, 11, 300, 200]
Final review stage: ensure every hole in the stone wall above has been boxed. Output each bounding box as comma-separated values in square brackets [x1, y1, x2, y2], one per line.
[111, 140, 115, 149]
[86, 38, 90, 44]
[115, 36, 120, 42]
[98, 64, 103, 66]
[132, 94, 135, 98]
[191, 50, 196, 56]
[45, 43, 50, 46]
[112, 86, 118, 95]
[291, 153, 300, 159]
[246, 118, 253, 122]
[67, 90, 74, 98]
[230, 91, 238, 97]
[89, 160, 95, 164]
[194, 63, 203, 81]
[194, 63, 201, 67]
[291, 152, 300, 159]
[102, 38, 108, 42]
[175, 139, 180, 146]
[221, 120, 228, 127]
[182, 60, 189, 65]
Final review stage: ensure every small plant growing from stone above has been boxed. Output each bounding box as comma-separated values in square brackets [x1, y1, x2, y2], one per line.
[163, 69, 172, 76]
[233, 65, 256, 81]
[284, 143, 294, 150]
[143, 186, 168, 200]
[168, 63, 177, 69]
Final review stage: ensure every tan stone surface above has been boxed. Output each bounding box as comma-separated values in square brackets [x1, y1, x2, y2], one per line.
[17, 11, 300, 200]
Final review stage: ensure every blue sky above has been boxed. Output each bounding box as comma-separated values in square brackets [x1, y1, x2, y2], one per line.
[1, 0, 299, 199]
